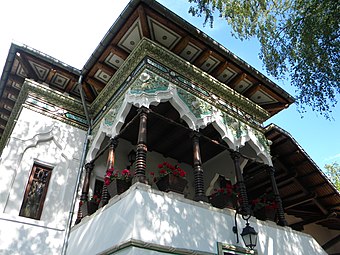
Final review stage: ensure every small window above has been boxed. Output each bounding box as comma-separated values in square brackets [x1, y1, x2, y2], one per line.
[19, 163, 53, 220]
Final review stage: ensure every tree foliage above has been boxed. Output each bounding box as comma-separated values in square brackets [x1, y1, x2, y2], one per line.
[188, 0, 340, 118]
[324, 162, 340, 191]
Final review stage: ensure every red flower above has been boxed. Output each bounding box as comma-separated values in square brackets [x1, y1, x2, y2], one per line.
[179, 170, 186, 177]
[155, 162, 187, 179]
[104, 168, 133, 185]
[104, 177, 110, 186]
[150, 172, 155, 176]
[122, 169, 130, 175]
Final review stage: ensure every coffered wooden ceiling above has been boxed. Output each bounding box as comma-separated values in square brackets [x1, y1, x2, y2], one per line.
[0, 0, 294, 138]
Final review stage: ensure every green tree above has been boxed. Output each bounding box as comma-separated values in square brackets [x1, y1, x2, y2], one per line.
[324, 162, 340, 191]
[188, 0, 340, 118]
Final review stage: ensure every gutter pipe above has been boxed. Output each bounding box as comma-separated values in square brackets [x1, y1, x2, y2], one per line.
[61, 75, 92, 255]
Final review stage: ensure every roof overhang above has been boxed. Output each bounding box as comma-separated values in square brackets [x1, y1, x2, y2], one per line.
[0, 0, 295, 141]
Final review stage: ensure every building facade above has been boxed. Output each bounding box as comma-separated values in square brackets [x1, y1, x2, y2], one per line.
[0, 0, 339, 254]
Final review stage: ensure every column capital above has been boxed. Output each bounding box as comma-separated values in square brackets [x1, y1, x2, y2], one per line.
[137, 106, 150, 115]
[109, 136, 119, 148]
[85, 162, 94, 171]
[267, 165, 275, 173]
[190, 131, 201, 140]
[229, 150, 241, 160]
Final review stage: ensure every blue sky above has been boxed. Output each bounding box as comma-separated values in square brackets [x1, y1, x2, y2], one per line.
[0, 0, 338, 169]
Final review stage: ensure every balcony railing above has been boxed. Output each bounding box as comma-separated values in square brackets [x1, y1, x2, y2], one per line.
[67, 183, 326, 255]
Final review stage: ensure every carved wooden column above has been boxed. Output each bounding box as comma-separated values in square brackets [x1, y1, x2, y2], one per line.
[267, 166, 288, 226]
[75, 162, 94, 224]
[134, 107, 148, 183]
[230, 150, 250, 215]
[101, 137, 119, 206]
[191, 132, 208, 202]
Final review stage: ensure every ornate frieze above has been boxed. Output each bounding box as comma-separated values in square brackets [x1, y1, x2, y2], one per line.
[130, 69, 169, 94]
[177, 88, 213, 119]
[90, 39, 269, 123]
[87, 68, 272, 165]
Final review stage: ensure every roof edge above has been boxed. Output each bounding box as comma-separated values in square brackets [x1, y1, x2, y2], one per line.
[265, 123, 340, 196]
[81, 0, 294, 105]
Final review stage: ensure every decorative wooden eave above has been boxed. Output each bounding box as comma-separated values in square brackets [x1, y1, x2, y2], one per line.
[90, 38, 270, 124]
[0, 43, 82, 140]
[0, 79, 87, 153]
[250, 124, 340, 231]
[0, 0, 296, 143]
[81, 0, 294, 116]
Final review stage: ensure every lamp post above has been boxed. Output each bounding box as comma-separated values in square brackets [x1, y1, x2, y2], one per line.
[233, 212, 258, 250]
[240, 219, 258, 250]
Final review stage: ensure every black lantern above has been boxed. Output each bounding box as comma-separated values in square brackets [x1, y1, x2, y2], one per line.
[233, 212, 258, 250]
[127, 150, 136, 169]
[240, 221, 258, 250]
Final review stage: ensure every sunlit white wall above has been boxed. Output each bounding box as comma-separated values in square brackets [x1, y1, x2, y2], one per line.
[67, 183, 326, 255]
[0, 106, 86, 254]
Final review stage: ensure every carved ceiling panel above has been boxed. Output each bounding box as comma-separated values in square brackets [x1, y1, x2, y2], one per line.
[200, 56, 220, 73]
[179, 43, 202, 62]
[105, 52, 124, 69]
[234, 78, 253, 94]
[251, 90, 277, 105]
[28, 60, 49, 81]
[94, 69, 111, 84]
[51, 73, 70, 89]
[148, 17, 181, 50]
[118, 19, 143, 52]
[216, 67, 237, 83]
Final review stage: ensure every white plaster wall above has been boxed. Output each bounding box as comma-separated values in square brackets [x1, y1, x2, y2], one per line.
[67, 183, 326, 255]
[0, 107, 86, 254]
[0, 214, 64, 255]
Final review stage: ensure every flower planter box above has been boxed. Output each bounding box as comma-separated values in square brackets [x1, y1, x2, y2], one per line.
[107, 179, 132, 197]
[156, 174, 188, 194]
[81, 201, 98, 216]
[254, 207, 277, 221]
[209, 193, 235, 209]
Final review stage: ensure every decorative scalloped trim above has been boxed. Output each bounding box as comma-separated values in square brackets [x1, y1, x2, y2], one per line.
[86, 70, 272, 165]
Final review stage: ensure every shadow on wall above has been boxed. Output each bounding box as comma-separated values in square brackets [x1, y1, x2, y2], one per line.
[0, 218, 64, 254]
[0, 108, 87, 254]
[67, 185, 326, 255]
[137, 188, 326, 254]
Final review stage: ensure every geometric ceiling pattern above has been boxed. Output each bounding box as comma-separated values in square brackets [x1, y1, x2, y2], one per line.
[0, 0, 294, 139]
